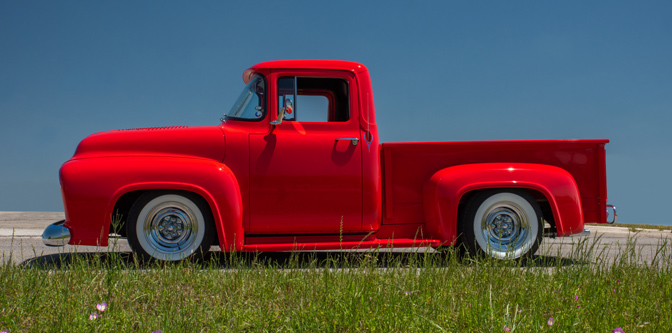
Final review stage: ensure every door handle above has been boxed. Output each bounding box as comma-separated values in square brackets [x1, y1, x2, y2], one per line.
[336, 138, 359, 146]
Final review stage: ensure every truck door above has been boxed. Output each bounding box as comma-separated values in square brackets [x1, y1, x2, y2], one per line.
[249, 71, 363, 234]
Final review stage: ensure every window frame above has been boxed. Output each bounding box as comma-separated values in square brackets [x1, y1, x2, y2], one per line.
[224, 74, 268, 122]
[273, 73, 353, 124]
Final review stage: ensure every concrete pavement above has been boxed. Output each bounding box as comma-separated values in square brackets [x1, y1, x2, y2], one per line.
[0, 211, 131, 264]
[1, 211, 671, 266]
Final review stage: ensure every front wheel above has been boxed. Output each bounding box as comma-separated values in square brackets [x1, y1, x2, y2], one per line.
[127, 191, 215, 261]
[459, 190, 543, 260]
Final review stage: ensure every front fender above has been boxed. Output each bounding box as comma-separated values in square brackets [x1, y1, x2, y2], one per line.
[60, 156, 243, 250]
[423, 163, 583, 244]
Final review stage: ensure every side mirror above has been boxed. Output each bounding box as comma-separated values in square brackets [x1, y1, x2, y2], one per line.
[271, 98, 293, 126]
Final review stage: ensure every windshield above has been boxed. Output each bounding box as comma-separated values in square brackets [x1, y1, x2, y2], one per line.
[224, 75, 266, 121]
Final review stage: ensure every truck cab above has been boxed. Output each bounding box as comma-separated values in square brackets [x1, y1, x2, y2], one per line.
[220, 60, 381, 237]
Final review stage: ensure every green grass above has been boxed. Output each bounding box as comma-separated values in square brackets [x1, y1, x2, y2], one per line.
[1, 238, 671, 332]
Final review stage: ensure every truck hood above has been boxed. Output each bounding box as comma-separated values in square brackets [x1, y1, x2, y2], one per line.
[72, 126, 226, 161]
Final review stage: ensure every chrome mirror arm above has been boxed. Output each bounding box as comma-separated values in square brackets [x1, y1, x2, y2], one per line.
[271, 108, 286, 126]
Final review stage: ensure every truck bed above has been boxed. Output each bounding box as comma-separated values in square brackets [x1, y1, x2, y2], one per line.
[381, 139, 609, 228]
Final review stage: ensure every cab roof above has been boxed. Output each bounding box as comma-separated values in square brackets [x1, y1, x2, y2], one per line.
[243, 60, 368, 83]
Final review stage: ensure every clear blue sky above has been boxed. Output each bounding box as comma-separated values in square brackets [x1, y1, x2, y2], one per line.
[1, 1, 670, 225]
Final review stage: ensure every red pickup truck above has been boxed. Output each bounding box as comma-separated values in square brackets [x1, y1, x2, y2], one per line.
[43, 60, 616, 261]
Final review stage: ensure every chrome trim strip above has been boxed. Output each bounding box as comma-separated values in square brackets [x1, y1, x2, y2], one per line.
[42, 220, 71, 247]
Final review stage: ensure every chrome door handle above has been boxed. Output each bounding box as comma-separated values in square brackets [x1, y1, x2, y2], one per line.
[336, 138, 359, 146]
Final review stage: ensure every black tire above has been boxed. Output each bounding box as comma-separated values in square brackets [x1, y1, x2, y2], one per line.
[458, 190, 543, 260]
[126, 191, 215, 261]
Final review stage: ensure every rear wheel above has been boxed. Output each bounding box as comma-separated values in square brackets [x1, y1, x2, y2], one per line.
[127, 191, 215, 261]
[459, 190, 543, 260]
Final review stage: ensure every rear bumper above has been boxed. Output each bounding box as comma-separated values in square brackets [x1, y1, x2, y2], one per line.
[42, 220, 71, 246]
[567, 228, 591, 237]
[607, 204, 617, 224]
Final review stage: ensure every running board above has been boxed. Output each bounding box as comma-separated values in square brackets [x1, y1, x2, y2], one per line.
[243, 238, 442, 252]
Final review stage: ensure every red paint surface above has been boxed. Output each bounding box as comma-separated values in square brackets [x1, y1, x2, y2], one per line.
[57, 60, 611, 252]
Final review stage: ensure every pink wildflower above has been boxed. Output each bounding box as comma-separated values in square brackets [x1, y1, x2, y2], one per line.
[96, 302, 108, 312]
[547, 317, 554, 326]
[89, 313, 98, 320]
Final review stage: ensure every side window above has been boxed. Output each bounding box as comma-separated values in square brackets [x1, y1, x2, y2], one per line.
[277, 77, 349, 122]
[297, 95, 329, 122]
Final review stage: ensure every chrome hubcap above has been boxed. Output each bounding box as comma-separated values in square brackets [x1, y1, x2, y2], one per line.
[157, 215, 185, 240]
[143, 201, 198, 254]
[481, 201, 530, 253]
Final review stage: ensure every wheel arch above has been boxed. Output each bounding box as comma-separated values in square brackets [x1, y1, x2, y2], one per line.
[108, 178, 243, 252]
[112, 189, 221, 245]
[456, 188, 556, 231]
[423, 163, 584, 244]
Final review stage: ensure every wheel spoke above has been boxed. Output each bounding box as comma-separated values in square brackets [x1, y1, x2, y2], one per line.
[143, 201, 199, 255]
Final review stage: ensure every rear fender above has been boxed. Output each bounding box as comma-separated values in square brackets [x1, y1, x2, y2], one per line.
[61, 156, 243, 251]
[423, 163, 583, 244]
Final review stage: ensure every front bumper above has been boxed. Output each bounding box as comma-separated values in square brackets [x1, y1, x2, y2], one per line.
[42, 220, 71, 246]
